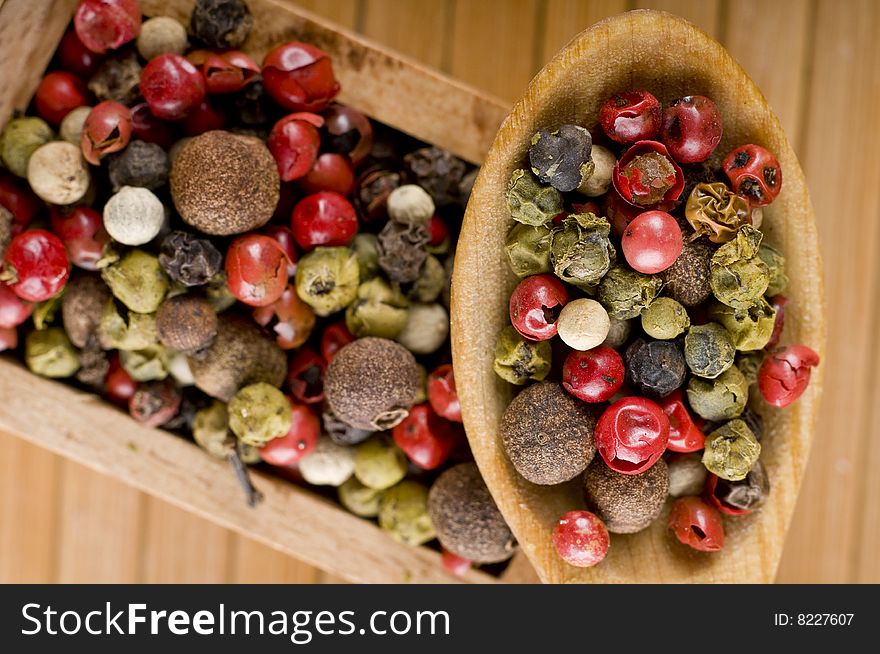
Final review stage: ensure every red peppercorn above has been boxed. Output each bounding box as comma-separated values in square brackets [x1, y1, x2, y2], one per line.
[259, 399, 320, 466]
[562, 345, 625, 404]
[0, 176, 43, 234]
[427, 364, 462, 423]
[225, 234, 290, 307]
[613, 140, 685, 209]
[129, 102, 174, 150]
[34, 71, 89, 126]
[201, 50, 260, 94]
[766, 295, 788, 350]
[74, 0, 141, 54]
[129, 379, 182, 428]
[105, 353, 138, 406]
[1, 230, 70, 302]
[620, 210, 683, 274]
[758, 344, 820, 408]
[0, 282, 34, 329]
[657, 389, 705, 453]
[660, 95, 723, 164]
[80, 100, 132, 165]
[668, 496, 725, 552]
[509, 273, 569, 341]
[262, 42, 341, 112]
[263, 225, 299, 277]
[58, 29, 104, 78]
[552, 510, 610, 568]
[141, 54, 206, 121]
[704, 474, 751, 516]
[392, 403, 458, 470]
[252, 284, 316, 350]
[441, 548, 471, 578]
[181, 99, 227, 136]
[599, 90, 662, 144]
[595, 396, 669, 474]
[267, 112, 325, 182]
[603, 188, 646, 239]
[722, 144, 782, 207]
[290, 191, 358, 250]
[286, 347, 326, 404]
[428, 215, 450, 249]
[49, 205, 110, 271]
[0, 327, 17, 353]
[297, 153, 355, 196]
[320, 320, 355, 364]
[321, 104, 374, 166]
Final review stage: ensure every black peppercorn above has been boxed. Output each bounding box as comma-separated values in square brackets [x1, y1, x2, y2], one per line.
[323, 402, 374, 446]
[76, 340, 110, 390]
[354, 165, 405, 223]
[159, 231, 223, 287]
[234, 80, 275, 127]
[190, 0, 253, 49]
[88, 52, 143, 106]
[660, 237, 714, 307]
[625, 338, 687, 398]
[377, 220, 430, 284]
[712, 460, 770, 511]
[739, 405, 765, 441]
[404, 146, 467, 206]
[528, 124, 593, 192]
[108, 140, 170, 192]
[156, 294, 218, 355]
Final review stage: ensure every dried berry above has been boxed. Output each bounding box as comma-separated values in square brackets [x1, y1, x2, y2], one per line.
[562, 345, 624, 403]
[509, 273, 569, 341]
[129, 379, 182, 428]
[262, 42, 340, 112]
[158, 231, 222, 288]
[702, 418, 761, 481]
[613, 140, 684, 209]
[377, 219, 430, 284]
[338, 476, 384, 518]
[757, 242, 788, 297]
[354, 165, 404, 223]
[2, 229, 70, 303]
[550, 213, 615, 289]
[406, 253, 445, 303]
[710, 225, 770, 309]
[707, 460, 770, 514]
[577, 144, 616, 197]
[101, 250, 169, 314]
[506, 168, 563, 226]
[659, 237, 714, 307]
[621, 210, 683, 274]
[602, 316, 631, 349]
[354, 436, 408, 490]
[322, 104, 374, 167]
[59, 106, 92, 146]
[685, 182, 751, 244]
[108, 140, 170, 192]
[599, 90, 662, 144]
[660, 96, 723, 164]
[584, 457, 668, 534]
[658, 389, 706, 453]
[722, 144, 782, 207]
[156, 294, 217, 354]
[625, 338, 687, 397]
[190, 0, 253, 49]
[137, 16, 188, 59]
[258, 401, 321, 465]
[493, 325, 552, 385]
[88, 51, 142, 105]
[386, 184, 435, 227]
[322, 402, 373, 446]
[597, 264, 662, 320]
[74, 0, 141, 54]
[99, 302, 158, 351]
[103, 186, 166, 246]
[1, 117, 54, 178]
[397, 303, 449, 355]
[26, 141, 90, 206]
[667, 453, 708, 497]
[505, 222, 553, 278]
[345, 277, 410, 339]
[668, 497, 725, 552]
[556, 298, 610, 352]
[298, 437, 356, 487]
[686, 365, 749, 422]
[552, 510, 610, 568]
[404, 146, 467, 206]
[529, 125, 593, 192]
[758, 344, 820, 408]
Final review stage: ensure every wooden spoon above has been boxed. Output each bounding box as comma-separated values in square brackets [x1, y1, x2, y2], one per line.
[451, 9, 825, 584]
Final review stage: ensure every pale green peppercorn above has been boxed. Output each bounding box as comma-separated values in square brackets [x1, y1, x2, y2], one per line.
[506, 168, 563, 226]
[378, 480, 436, 546]
[354, 436, 408, 490]
[505, 222, 553, 278]
[228, 382, 292, 447]
[345, 277, 409, 339]
[757, 242, 788, 297]
[640, 297, 690, 340]
[32, 293, 64, 330]
[193, 400, 233, 459]
[205, 272, 237, 312]
[99, 301, 159, 351]
[710, 225, 770, 309]
[708, 298, 776, 351]
[299, 437, 356, 486]
[550, 213, 615, 290]
[597, 265, 662, 320]
[101, 250, 169, 314]
[702, 419, 761, 481]
[493, 325, 552, 385]
[295, 246, 360, 317]
[25, 328, 80, 378]
[736, 351, 765, 386]
[686, 365, 749, 422]
[351, 233, 380, 281]
[413, 364, 428, 404]
[407, 254, 445, 303]
[338, 476, 385, 518]
[120, 345, 171, 381]
[0, 116, 53, 177]
[684, 322, 736, 378]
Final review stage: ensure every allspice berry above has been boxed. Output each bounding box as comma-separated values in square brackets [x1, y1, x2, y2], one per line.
[427, 463, 516, 564]
[500, 382, 596, 485]
[584, 457, 669, 534]
[325, 337, 420, 431]
[171, 130, 279, 235]
[156, 294, 218, 354]
[61, 273, 112, 349]
[659, 238, 714, 307]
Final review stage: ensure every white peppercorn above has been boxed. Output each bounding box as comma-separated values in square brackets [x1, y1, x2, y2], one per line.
[667, 453, 709, 497]
[137, 16, 188, 60]
[556, 298, 610, 351]
[577, 144, 615, 197]
[386, 184, 435, 226]
[59, 106, 92, 145]
[26, 141, 90, 205]
[103, 186, 166, 246]
[396, 302, 449, 354]
[298, 436, 356, 486]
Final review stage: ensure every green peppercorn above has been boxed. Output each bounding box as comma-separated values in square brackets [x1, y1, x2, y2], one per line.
[378, 480, 436, 546]
[101, 249, 170, 314]
[205, 272, 237, 312]
[702, 419, 761, 481]
[120, 344, 171, 381]
[684, 322, 736, 378]
[736, 350, 765, 386]
[354, 436, 408, 490]
[0, 116, 53, 177]
[506, 168, 563, 226]
[406, 254, 445, 303]
[345, 277, 410, 339]
[25, 328, 80, 378]
[597, 264, 662, 320]
[505, 222, 553, 278]
[351, 232, 380, 281]
[757, 242, 788, 296]
[550, 213, 615, 290]
[413, 364, 428, 404]
[228, 382, 292, 447]
[32, 293, 63, 330]
[707, 298, 776, 351]
[528, 125, 593, 192]
[295, 246, 360, 317]
[710, 225, 770, 309]
[193, 400, 233, 459]
[100, 300, 159, 351]
[686, 365, 749, 422]
[684, 181, 751, 243]
[493, 325, 552, 385]
[338, 476, 385, 518]
[640, 296, 690, 340]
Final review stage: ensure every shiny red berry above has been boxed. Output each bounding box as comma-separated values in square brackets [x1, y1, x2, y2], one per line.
[129, 102, 174, 149]
[252, 284, 316, 350]
[105, 353, 138, 405]
[129, 379, 182, 428]
[758, 345, 820, 408]
[267, 112, 324, 182]
[0, 176, 43, 234]
[291, 191, 357, 250]
[427, 364, 462, 423]
[766, 295, 788, 350]
[704, 474, 752, 517]
[58, 29, 104, 78]
[182, 99, 227, 136]
[613, 140, 685, 209]
[1, 230, 70, 302]
[0, 282, 34, 329]
[552, 510, 610, 568]
[263, 225, 299, 277]
[74, 0, 141, 54]
[201, 50, 260, 94]
[562, 345, 624, 404]
[320, 320, 355, 364]
[621, 210, 683, 274]
[668, 496, 725, 552]
[657, 389, 705, 453]
[297, 153, 355, 196]
[661, 95, 723, 164]
[509, 273, 569, 341]
[286, 347, 326, 404]
[441, 548, 471, 578]
[321, 104, 374, 166]
[34, 71, 89, 126]
[49, 205, 110, 271]
[141, 54, 206, 121]
[595, 396, 669, 474]
[392, 403, 458, 470]
[599, 90, 662, 144]
[225, 234, 290, 307]
[722, 144, 782, 207]
[428, 215, 450, 249]
[260, 399, 320, 466]
[81, 100, 132, 165]
[262, 42, 341, 112]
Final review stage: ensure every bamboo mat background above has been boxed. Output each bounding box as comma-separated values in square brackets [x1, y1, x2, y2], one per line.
[1, 0, 876, 584]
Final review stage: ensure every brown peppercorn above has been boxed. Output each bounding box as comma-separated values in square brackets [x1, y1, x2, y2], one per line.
[156, 294, 218, 355]
[404, 146, 467, 207]
[170, 130, 280, 236]
[584, 457, 669, 534]
[322, 402, 374, 446]
[324, 337, 420, 431]
[190, 0, 253, 49]
[500, 381, 596, 485]
[159, 231, 223, 287]
[427, 463, 516, 564]
[61, 273, 113, 349]
[88, 52, 142, 105]
[108, 140, 170, 192]
[354, 165, 405, 222]
[376, 220, 430, 284]
[76, 340, 110, 390]
[187, 314, 286, 401]
[660, 237, 714, 307]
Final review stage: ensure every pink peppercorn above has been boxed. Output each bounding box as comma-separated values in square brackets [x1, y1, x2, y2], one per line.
[552, 510, 610, 568]
[620, 210, 683, 274]
[508, 273, 569, 341]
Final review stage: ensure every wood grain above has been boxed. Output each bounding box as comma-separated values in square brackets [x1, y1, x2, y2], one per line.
[362, 0, 449, 69]
[541, 0, 628, 61]
[633, 0, 720, 35]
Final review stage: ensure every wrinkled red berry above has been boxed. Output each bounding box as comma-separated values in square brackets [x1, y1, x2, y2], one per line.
[1, 230, 70, 302]
[441, 548, 471, 578]
[427, 364, 462, 423]
[263, 225, 299, 277]
[252, 284, 316, 350]
[0, 282, 34, 329]
[595, 396, 669, 474]
[50, 205, 110, 271]
[722, 144, 782, 207]
[668, 497, 725, 552]
[129, 102, 174, 149]
[262, 42, 340, 112]
[661, 95, 723, 164]
[267, 112, 324, 182]
[81, 100, 132, 165]
[758, 344, 820, 408]
[74, 0, 141, 54]
[562, 345, 624, 404]
[321, 104, 374, 166]
[621, 210, 683, 274]
[201, 50, 260, 94]
[392, 403, 459, 470]
[320, 320, 355, 364]
[34, 71, 89, 126]
[0, 176, 43, 234]
[613, 140, 685, 209]
[657, 389, 705, 453]
[225, 234, 290, 307]
[260, 399, 320, 466]
[509, 273, 569, 341]
[297, 153, 355, 196]
[766, 295, 788, 350]
[286, 347, 326, 404]
[129, 379, 182, 428]
[599, 90, 662, 144]
[141, 54, 206, 121]
[552, 510, 610, 568]
[58, 29, 104, 78]
[291, 191, 358, 250]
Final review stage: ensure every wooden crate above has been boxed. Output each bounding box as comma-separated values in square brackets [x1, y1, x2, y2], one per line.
[0, 0, 537, 584]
